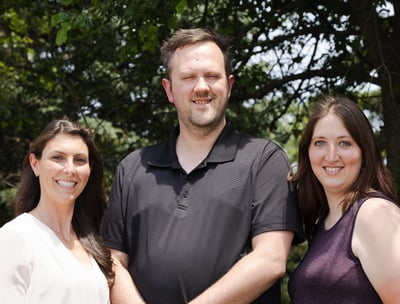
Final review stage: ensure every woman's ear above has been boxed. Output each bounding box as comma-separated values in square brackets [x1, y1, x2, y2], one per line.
[29, 153, 39, 177]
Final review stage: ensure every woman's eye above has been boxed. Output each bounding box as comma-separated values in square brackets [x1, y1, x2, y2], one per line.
[75, 157, 88, 164]
[339, 141, 351, 147]
[314, 140, 325, 147]
[52, 155, 63, 161]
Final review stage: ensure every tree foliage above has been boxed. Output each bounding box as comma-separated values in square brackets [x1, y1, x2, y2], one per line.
[39, 0, 399, 182]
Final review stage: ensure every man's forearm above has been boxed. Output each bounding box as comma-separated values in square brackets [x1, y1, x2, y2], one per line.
[189, 231, 293, 304]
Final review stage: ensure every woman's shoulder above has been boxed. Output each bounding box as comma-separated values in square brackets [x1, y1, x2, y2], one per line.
[358, 192, 399, 216]
[0, 214, 35, 259]
[354, 193, 400, 238]
[0, 213, 39, 238]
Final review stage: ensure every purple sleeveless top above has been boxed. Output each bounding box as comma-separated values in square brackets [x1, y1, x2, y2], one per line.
[288, 192, 391, 303]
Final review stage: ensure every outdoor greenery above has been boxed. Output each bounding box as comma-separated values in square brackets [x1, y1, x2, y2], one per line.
[1, 0, 399, 302]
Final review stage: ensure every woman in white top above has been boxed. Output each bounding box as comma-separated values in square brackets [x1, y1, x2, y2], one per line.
[0, 119, 114, 303]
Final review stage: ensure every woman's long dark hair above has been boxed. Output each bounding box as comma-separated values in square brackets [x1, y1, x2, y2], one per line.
[293, 96, 397, 241]
[14, 119, 114, 286]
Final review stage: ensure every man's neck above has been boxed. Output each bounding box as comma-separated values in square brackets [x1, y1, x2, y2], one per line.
[176, 120, 225, 173]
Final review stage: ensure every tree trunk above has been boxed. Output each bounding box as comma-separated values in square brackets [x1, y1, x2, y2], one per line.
[381, 75, 400, 197]
[350, 0, 400, 196]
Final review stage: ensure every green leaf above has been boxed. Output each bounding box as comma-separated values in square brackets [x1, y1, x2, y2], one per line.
[51, 12, 70, 26]
[55, 22, 71, 45]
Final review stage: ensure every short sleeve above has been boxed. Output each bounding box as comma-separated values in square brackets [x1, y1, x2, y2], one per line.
[251, 144, 304, 243]
[100, 163, 128, 252]
[0, 227, 32, 303]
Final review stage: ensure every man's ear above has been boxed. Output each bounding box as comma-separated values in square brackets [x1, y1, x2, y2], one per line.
[162, 78, 174, 104]
[227, 75, 235, 98]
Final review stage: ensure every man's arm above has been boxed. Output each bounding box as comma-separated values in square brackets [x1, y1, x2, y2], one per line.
[109, 249, 146, 304]
[189, 230, 294, 304]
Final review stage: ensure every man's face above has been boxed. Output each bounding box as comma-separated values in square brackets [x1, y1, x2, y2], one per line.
[162, 41, 234, 132]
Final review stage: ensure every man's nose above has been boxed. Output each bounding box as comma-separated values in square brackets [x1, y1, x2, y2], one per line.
[194, 77, 210, 91]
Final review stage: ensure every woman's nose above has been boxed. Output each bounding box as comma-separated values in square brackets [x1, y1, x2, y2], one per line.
[325, 145, 339, 161]
[63, 159, 76, 174]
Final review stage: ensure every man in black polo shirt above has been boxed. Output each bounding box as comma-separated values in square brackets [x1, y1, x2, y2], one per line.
[101, 28, 303, 303]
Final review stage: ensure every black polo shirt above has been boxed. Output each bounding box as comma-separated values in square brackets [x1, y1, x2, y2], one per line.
[101, 120, 303, 303]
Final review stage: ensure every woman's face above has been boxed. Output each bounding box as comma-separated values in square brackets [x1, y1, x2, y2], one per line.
[308, 113, 362, 198]
[30, 133, 91, 206]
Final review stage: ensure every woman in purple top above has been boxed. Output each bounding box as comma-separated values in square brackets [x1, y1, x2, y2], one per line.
[288, 96, 400, 303]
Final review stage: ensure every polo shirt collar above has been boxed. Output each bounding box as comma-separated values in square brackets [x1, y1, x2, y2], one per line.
[148, 119, 240, 168]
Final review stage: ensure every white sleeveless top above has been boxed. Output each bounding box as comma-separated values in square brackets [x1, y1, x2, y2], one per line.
[0, 213, 110, 304]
